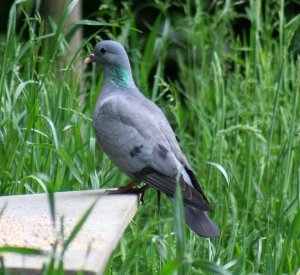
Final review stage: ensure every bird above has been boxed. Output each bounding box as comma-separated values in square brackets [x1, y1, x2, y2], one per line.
[84, 40, 220, 238]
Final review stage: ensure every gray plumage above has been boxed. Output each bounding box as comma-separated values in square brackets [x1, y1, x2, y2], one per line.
[86, 40, 220, 237]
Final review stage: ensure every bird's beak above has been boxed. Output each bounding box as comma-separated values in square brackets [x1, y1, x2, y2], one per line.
[84, 54, 95, 64]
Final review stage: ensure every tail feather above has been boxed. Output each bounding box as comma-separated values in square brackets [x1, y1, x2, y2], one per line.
[184, 205, 220, 238]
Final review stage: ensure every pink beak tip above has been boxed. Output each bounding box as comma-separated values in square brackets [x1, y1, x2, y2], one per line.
[84, 54, 95, 64]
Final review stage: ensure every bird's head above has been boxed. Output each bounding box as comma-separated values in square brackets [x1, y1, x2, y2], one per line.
[84, 40, 131, 69]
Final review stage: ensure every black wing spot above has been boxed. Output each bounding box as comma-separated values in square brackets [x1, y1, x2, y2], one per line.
[158, 144, 168, 160]
[130, 144, 144, 158]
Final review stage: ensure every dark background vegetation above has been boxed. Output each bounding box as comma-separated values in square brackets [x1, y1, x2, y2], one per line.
[1, 0, 300, 80]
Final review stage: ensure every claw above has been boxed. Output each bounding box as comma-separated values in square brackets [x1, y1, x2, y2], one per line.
[105, 183, 149, 204]
[105, 182, 137, 194]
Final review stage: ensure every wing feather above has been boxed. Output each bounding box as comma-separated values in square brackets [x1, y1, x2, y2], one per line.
[133, 167, 211, 211]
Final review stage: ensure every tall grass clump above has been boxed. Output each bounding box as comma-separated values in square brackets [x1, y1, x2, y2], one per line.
[0, 0, 299, 274]
[0, 0, 115, 195]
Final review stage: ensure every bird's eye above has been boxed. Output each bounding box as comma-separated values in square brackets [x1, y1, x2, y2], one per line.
[100, 48, 106, 54]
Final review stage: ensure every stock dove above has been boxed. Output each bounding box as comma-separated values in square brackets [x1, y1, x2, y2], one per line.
[85, 40, 220, 237]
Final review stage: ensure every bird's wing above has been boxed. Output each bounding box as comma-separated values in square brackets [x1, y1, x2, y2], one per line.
[94, 94, 210, 210]
[133, 166, 210, 210]
[141, 97, 211, 199]
[141, 97, 190, 165]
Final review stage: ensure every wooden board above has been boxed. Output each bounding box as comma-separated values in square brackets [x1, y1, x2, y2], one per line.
[0, 190, 139, 274]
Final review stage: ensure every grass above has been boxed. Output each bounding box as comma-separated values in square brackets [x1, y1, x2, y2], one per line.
[0, 0, 300, 274]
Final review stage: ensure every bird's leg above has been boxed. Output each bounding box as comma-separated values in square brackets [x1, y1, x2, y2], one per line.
[105, 182, 138, 194]
[135, 185, 149, 204]
[120, 185, 149, 204]
[105, 183, 149, 204]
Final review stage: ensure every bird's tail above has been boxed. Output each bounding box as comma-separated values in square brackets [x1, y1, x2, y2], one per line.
[184, 205, 220, 237]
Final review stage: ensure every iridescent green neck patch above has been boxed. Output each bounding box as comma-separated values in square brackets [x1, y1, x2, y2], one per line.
[109, 65, 132, 89]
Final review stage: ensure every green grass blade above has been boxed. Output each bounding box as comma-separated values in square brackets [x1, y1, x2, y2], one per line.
[0, 246, 44, 256]
[193, 259, 231, 275]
